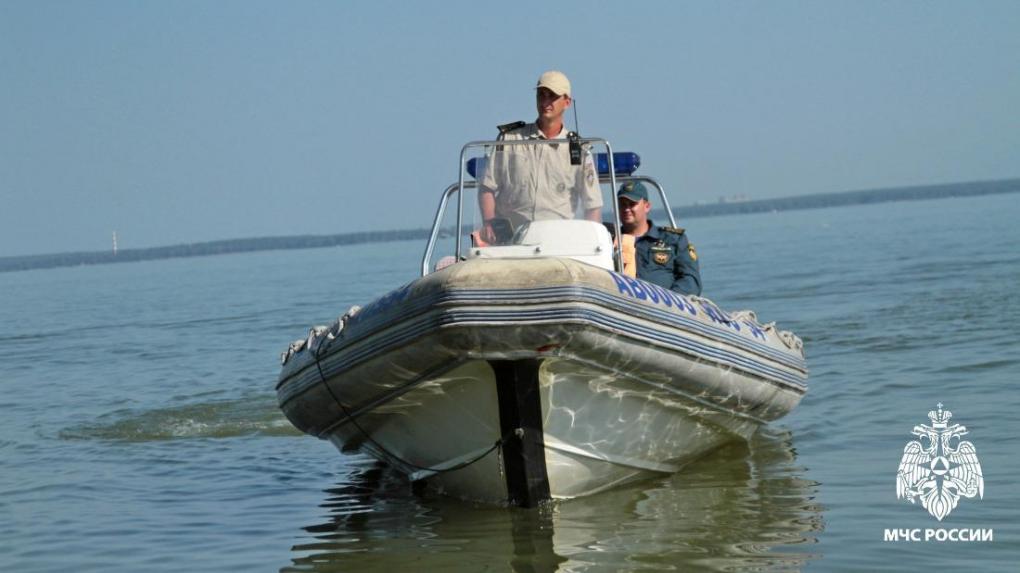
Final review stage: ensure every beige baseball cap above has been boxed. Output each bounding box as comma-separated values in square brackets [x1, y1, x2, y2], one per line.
[536, 70, 571, 97]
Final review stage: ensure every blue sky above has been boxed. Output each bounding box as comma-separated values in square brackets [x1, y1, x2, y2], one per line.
[2, 1, 1018, 256]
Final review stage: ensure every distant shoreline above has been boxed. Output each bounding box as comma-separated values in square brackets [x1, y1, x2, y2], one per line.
[3, 178, 1018, 273]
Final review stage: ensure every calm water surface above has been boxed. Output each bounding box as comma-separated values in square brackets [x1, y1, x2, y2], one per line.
[2, 194, 1018, 571]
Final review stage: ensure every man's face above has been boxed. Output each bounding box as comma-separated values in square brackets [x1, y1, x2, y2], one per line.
[618, 197, 650, 230]
[536, 87, 570, 123]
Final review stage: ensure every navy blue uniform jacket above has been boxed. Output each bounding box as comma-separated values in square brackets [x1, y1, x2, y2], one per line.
[633, 221, 702, 295]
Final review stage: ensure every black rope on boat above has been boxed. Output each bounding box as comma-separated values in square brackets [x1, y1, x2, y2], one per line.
[312, 347, 510, 477]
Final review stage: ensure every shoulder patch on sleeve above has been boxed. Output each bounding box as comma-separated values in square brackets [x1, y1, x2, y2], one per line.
[584, 155, 597, 185]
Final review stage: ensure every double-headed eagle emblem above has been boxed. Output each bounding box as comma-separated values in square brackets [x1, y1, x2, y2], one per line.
[896, 403, 984, 521]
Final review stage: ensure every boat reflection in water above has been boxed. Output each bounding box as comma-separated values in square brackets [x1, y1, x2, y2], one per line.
[282, 427, 823, 572]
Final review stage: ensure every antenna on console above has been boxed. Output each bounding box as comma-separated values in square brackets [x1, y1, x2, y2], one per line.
[572, 98, 580, 134]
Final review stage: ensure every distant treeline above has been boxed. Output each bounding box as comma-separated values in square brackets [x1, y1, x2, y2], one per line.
[0, 229, 432, 273]
[3, 178, 1018, 273]
[674, 178, 1020, 219]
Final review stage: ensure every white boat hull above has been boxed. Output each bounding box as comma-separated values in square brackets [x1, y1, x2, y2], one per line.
[277, 257, 807, 505]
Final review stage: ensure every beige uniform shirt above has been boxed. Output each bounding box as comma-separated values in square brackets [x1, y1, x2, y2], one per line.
[480, 123, 602, 231]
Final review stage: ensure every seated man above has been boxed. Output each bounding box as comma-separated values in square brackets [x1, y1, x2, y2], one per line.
[616, 182, 702, 295]
[477, 70, 602, 244]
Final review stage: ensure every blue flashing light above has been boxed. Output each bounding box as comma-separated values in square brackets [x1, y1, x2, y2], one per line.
[595, 152, 640, 176]
[465, 151, 640, 179]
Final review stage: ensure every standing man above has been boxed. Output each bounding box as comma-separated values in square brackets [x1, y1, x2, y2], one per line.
[617, 181, 702, 295]
[478, 70, 603, 244]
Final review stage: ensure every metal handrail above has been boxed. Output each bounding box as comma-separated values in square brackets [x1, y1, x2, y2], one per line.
[420, 181, 480, 276]
[421, 183, 458, 277]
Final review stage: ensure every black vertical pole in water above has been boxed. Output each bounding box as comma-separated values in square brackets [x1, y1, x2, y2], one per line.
[491, 359, 551, 507]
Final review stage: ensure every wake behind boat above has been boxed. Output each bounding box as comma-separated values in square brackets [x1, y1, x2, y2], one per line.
[276, 137, 808, 506]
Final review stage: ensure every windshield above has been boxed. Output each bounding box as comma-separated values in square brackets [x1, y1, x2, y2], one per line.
[475, 136, 606, 245]
[421, 137, 673, 275]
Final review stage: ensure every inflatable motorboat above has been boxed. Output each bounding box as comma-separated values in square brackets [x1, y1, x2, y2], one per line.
[276, 137, 808, 506]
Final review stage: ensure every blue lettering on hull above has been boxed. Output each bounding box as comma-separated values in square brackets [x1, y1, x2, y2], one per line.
[608, 272, 697, 315]
[608, 271, 767, 340]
